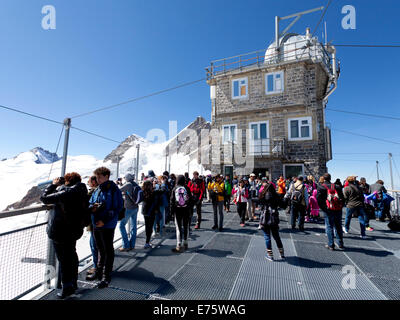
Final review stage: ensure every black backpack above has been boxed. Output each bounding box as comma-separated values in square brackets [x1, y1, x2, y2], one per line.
[291, 185, 305, 205]
[388, 215, 400, 231]
[260, 208, 280, 227]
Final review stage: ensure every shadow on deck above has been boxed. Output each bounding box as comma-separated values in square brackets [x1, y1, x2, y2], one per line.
[40, 203, 400, 300]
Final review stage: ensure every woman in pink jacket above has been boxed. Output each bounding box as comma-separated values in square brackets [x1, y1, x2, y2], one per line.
[309, 189, 320, 222]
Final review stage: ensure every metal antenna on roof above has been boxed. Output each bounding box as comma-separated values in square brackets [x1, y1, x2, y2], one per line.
[275, 6, 324, 50]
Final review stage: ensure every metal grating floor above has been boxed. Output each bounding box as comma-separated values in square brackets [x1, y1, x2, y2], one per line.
[40, 203, 398, 300]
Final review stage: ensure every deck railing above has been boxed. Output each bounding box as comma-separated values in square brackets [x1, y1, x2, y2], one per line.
[0, 205, 141, 300]
[206, 38, 337, 80]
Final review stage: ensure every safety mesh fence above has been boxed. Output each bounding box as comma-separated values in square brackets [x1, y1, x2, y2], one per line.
[0, 223, 48, 300]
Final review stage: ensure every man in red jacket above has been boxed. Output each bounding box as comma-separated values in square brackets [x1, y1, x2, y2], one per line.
[188, 171, 205, 229]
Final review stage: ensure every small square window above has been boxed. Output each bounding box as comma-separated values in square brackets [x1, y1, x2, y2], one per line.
[232, 78, 248, 99]
[266, 71, 284, 95]
[288, 117, 312, 141]
[222, 125, 237, 144]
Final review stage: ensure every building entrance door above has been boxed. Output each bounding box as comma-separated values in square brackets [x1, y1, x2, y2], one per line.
[224, 165, 233, 181]
[253, 168, 271, 179]
[283, 164, 304, 179]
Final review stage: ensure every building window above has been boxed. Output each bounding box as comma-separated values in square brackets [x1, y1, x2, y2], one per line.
[283, 164, 304, 179]
[288, 117, 312, 141]
[249, 121, 270, 155]
[222, 124, 237, 144]
[232, 78, 248, 99]
[265, 71, 284, 95]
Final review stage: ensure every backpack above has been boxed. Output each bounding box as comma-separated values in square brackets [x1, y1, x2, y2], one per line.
[388, 215, 400, 231]
[175, 186, 190, 208]
[324, 184, 343, 211]
[126, 185, 144, 205]
[110, 187, 125, 221]
[291, 185, 305, 205]
[260, 208, 280, 227]
[191, 179, 203, 195]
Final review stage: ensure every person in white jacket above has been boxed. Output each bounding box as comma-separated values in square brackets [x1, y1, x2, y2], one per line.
[232, 180, 249, 227]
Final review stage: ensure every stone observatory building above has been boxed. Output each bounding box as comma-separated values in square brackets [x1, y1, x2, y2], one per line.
[205, 27, 339, 179]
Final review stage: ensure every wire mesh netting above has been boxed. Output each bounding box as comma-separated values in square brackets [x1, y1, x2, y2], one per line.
[0, 223, 48, 300]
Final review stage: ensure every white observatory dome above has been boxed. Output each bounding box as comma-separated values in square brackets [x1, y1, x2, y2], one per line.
[264, 30, 326, 65]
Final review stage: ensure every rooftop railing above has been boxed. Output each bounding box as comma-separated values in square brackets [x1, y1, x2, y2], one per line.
[205, 39, 338, 80]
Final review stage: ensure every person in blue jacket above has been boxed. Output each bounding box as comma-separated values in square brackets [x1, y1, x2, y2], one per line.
[86, 167, 123, 289]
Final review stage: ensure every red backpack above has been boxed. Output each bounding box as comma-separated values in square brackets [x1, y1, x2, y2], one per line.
[323, 184, 343, 211]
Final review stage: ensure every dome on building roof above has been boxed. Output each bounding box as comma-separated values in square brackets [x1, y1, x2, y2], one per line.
[264, 29, 326, 64]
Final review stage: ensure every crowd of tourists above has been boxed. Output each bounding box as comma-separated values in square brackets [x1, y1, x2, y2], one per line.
[40, 167, 395, 299]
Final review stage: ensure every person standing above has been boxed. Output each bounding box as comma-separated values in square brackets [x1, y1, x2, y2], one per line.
[224, 175, 233, 213]
[153, 175, 169, 237]
[317, 173, 345, 251]
[118, 173, 143, 251]
[343, 176, 369, 239]
[170, 175, 193, 252]
[188, 171, 205, 229]
[87, 167, 124, 289]
[141, 179, 163, 249]
[247, 174, 258, 221]
[86, 176, 99, 278]
[288, 176, 309, 231]
[370, 180, 390, 221]
[41, 172, 88, 298]
[277, 176, 286, 202]
[208, 174, 225, 231]
[232, 180, 249, 227]
[360, 177, 374, 231]
[258, 180, 284, 261]
[309, 189, 320, 222]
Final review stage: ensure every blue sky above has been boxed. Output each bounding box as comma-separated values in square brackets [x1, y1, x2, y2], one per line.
[1, 0, 400, 186]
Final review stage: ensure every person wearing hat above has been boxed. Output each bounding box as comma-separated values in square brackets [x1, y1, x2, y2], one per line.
[288, 175, 309, 231]
[343, 176, 369, 239]
[118, 173, 143, 251]
[208, 174, 225, 231]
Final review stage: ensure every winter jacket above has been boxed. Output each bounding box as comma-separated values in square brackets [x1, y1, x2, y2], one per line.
[208, 182, 225, 202]
[360, 183, 371, 195]
[248, 179, 258, 199]
[309, 189, 319, 217]
[258, 183, 279, 209]
[188, 178, 205, 201]
[343, 182, 365, 209]
[89, 180, 123, 229]
[41, 182, 88, 242]
[120, 180, 143, 210]
[142, 189, 163, 217]
[224, 180, 232, 196]
[277, 178, 286, 194]
[232, 186, 249, 203]
[316, 181, 344, 212]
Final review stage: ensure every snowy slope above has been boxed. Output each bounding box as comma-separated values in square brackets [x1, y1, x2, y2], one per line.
[0, 118, 212, 213]
[0, 153, 104, 211]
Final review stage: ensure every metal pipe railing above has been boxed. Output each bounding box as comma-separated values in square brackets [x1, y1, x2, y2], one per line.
[0, 204, 146, 300]
[206, 38, 335, 79]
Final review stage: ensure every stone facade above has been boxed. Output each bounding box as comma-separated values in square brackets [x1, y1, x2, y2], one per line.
[207, 59, 332, 180]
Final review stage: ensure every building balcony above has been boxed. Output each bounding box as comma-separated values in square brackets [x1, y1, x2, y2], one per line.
[246, 137, 286, 158]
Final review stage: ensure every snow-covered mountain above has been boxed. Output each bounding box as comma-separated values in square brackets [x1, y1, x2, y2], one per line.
[0, 117, 212, 212]
[30, 147, 61, 164]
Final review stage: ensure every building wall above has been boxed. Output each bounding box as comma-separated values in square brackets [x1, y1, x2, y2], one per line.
[209, 60, 330, 179]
